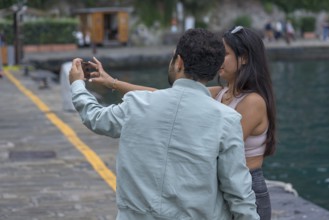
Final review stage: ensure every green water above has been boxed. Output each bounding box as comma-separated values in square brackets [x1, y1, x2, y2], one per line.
[105, 60, 329, 210]
[264, 60, 329, 210]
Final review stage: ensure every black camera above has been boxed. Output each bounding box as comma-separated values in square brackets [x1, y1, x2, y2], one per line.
[81, 61, 96, 79]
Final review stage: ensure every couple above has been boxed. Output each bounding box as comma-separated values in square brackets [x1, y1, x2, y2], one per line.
[69, 27, 275, 220]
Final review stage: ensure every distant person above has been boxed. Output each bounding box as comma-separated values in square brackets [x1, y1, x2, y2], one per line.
[322, 15, 329, 41]
[86, 26, 276, 220]
[171, 17, 178, 33]
[69, 28, 259, 220]
[84, 31, 91, 46]
[74, 31, 84, 47]
[285, 20, 295, 44]
[264, 20, 274, 41]
[274, 20, 283, 40]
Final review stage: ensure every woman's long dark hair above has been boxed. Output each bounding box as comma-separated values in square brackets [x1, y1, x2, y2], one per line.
[223, 27, 276, 157]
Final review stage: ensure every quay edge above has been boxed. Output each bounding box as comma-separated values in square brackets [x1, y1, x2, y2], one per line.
[22, 40, 329, 75]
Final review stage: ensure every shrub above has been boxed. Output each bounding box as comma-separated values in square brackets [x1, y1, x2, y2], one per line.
[0, 20, 14, 44]
[263, 2, 273, 14]
[233, 15, 252, 28]
[1, 18, 78, 45]
[23, 18, 78, 44]
[195, 20, 208, 29]
[300, 16, 316, 33]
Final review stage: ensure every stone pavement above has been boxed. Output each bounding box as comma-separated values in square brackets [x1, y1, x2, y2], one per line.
[1, 67, 329, 220]
[0, 69, 119, 220]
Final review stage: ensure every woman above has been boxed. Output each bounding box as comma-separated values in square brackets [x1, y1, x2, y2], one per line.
[210, 26, 276, 220]
[87, 26, 276, 219]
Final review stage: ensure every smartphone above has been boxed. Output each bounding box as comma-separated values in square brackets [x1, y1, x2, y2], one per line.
[81, 61, 96, 79]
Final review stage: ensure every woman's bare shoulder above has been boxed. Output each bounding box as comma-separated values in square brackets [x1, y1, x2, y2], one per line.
[239, 92, 266, 112]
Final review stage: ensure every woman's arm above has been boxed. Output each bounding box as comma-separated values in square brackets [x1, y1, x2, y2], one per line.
[110, 80, 157, 94]
[88, 57, 157, 94]
[89, 57, 223, 96]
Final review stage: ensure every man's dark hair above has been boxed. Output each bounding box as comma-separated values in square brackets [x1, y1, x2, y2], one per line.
[174, 28, 225, 81]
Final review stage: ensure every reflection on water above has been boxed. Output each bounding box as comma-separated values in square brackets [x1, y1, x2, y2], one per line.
[101, 61, 329, 209]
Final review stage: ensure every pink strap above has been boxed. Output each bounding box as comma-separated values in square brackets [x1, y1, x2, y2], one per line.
[215, 87, 248, 109]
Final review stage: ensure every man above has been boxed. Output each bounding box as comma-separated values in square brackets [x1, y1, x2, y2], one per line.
[69, 28, 259, 220]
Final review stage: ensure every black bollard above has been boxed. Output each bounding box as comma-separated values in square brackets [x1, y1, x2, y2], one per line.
[23, 65, 29, 76]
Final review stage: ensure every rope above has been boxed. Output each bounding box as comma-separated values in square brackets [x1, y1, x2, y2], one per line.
[265, 179, 299, 197]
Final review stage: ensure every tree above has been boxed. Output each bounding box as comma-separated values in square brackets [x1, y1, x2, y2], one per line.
[133, 0, 218, 29]
[180, 0, 217, 19]
[133, 0, 176, 27]
[0, 0, 45, 9]
[0, 0, 130, 10]
[261, 0, 329, 13]
[180, 0, 218, 29]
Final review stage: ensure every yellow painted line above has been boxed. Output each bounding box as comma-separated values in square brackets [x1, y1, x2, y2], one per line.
[3, 70, 116, 191]
[4, 65, 20, 71]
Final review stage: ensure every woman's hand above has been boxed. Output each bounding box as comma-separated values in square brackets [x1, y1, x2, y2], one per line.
[88, 57, 115, 89]
[87, 56, 157, 94]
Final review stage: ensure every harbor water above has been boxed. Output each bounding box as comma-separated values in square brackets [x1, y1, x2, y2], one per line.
[265, 60, 329, 210]
[102, 60, 329, 210]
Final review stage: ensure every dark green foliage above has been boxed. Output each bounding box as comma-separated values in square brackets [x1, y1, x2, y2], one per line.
[133, 0, 217, 28]
[261, 0, 329, 13]
[22, 18, 78, 44]
[174, 0, 218, 29]
[0, 20, 14, 44]
[233, 15, 252, 28]
[300, 16, 316, 32]
[0, 18, 78, 45]
[0, 0, 44, 9]
[0, 0, 125, 9]
[0, 0, 16, 9]
[134, 0, 176, 27]
[195, 20, 208, 29]
[263, 1, 273, 13]
[180, 0, 216, 18]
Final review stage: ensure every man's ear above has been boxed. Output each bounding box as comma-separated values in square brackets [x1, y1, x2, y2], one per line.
[175, 55, 184, 72]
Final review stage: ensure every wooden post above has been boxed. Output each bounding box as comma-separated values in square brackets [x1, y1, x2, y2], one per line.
[1, 46, 8, 65]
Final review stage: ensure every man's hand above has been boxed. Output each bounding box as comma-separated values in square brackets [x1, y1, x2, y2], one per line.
[69, 58, 84, 84]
